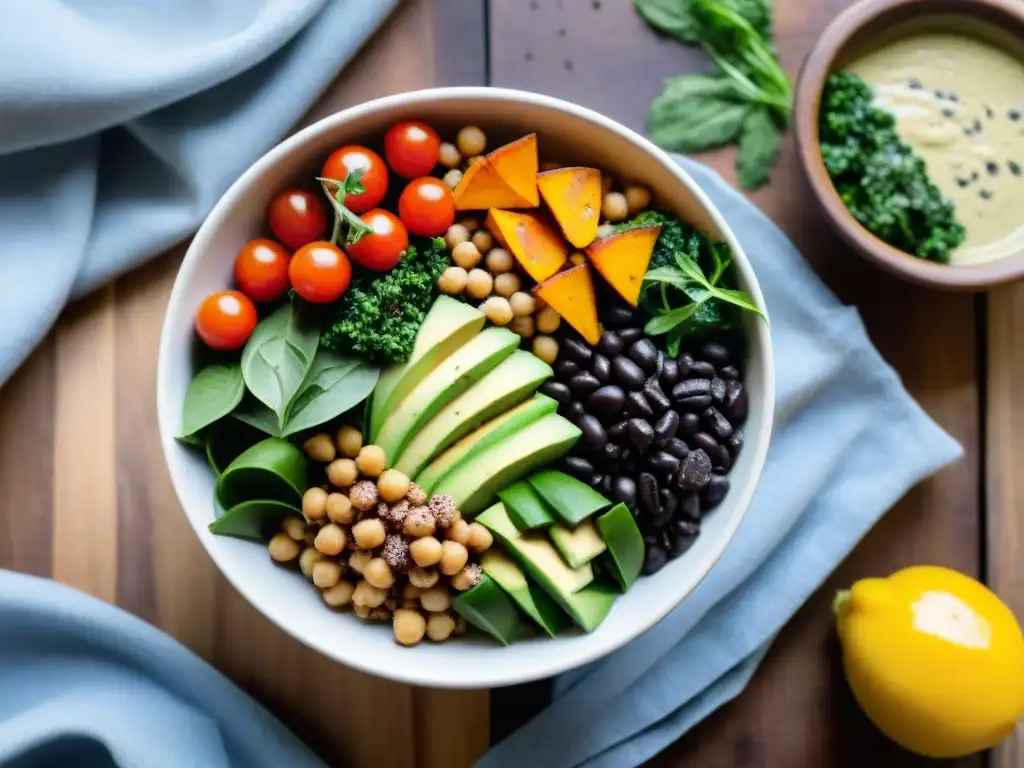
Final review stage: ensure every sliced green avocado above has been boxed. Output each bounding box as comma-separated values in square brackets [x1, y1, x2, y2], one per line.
[433, 413, 581, 517]
[477, 503, 614, 632]
[549, 520, 607, 569]
[451, 573, 523, 646]
[596, 503, 645, 592]
[376, 327, 519, 463]
[499, 481, 556, 531]
[481, 550, 567, 637]
[416, 394, 558, 494]
[527, 469, 612, 526]
[368, 296, 485, 441]
[393, 351, 552, 478]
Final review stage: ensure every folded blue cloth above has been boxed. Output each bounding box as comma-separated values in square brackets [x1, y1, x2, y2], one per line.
[0, 0, 397, 386]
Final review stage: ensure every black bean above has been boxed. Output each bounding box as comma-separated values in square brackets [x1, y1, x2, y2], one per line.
[641, 541, 668, 575]
[647, 450, 680, 477]
[653, 351, 665, 379]
[561, 337, 593, 366]
[612, 356, 647, 390]
[555, 358, 580, 380]
[539, 381, 572, 404]
[670, 519, 700, 556]
[597, 331, 624, 358]
[599, 475, 613, 497]
[712, 448, 731, 474]
[659, 358, 680, 390]
[607, 420, 629, 441]
[701, 476, 730, 510]
[611, 475, 637, 507]
[591, 354, 611, 384]
[643, 380, 671, 415]
[726, 430, 743, 458]
[703, 407, 733, 441]
[672, 378, 711, 402]
[563, 400, 585, 423]
[620, 456, 638, 475]
[563, 455, 595, 479]
[699, 341, 730, 367]
[677, 449, 712, 490]
[603, 306, 635, 329]
[723, 380, 748, 424]
[665, 437, 689, 459]
[690, 360, 716, 379]
[618, 327, 644, 346]
[627, 339, 659, 374]
[593, 449, 618, 474]
[588, 385, 626, 419]
[679, 412, 701, 436]
[718, 365, 739, 380]
[638, 472, 660, 516]
[650, 503, 674, 529]
[626, 391, 655, 419]
[653, 410, 680, 447]
[676, 354, 693, 379]
[588, 473, 605, 490]
[578, 414, 608, 453]
[568, 371, 602, 399]
[600, 442, 624, 462]
[658, 488, 679, 520]
[677, 393, 713, 411]
[678, 492, 701, 522]
[627, 418, 654, 453]
[692, 431, 719, 456]
[710, 376, 726, 404]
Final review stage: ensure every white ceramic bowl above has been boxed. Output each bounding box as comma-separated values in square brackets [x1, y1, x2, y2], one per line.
[157, 87, 774, 689]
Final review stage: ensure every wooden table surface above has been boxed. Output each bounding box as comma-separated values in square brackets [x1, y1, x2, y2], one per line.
[1, 1, 1020, 766]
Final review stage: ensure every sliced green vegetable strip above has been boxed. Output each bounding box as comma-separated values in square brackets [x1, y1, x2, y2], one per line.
[527, 470, 611, 526]
[498, 481, 556, 531]
[596, 503, 645, 592]
[209, 499, 301, 541]
[451, 574, 523, 646]
[480, 550, 567, 637]
[216, 437, 308, 509]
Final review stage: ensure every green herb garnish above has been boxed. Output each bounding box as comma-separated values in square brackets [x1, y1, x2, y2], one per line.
[819, 72, 965, 263]
[318, 170, 375, 246]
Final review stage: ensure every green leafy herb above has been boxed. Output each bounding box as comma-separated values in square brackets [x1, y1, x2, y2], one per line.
[215, 437, 308, 510]
[318, 170, 375, 246]
[281, 351, 379, 437]
[232, 396, 282, 436]
[819, 72, 965, 263]
[178, 362, 245, 441]
[637, 0, 790, 189]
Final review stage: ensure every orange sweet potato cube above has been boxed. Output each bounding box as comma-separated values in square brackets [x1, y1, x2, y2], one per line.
[486, 133, 540, 207]
[584, 225, 661, 307]
[453, 159, 533, 211]
[486, 209, 568, 283]
[537, 166, 602, 248]
[534, 264, 600, 345]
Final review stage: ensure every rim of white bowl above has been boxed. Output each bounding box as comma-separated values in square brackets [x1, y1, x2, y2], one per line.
[157, 86, 775, 688]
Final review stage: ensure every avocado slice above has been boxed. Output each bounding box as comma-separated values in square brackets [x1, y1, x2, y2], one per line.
[451, 573, 523, 646]
[433, 413, 581, 517]
[596, 503, 644, 592]
[393, 351, 553, 478]
[368, 297, 485, 441]
[478, 503, 615, 632]
[481, 550, 567, 637]
[376, 327, 519, 463]
[527, 469, 612, 526]
[498, 481, 556, 531]
[549, 519, 608, 569]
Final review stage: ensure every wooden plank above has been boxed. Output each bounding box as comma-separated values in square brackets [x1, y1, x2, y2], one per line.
[488, 1, 981, 766]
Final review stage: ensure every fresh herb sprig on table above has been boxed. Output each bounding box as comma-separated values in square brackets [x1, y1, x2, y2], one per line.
[637, 0, 790, 189]
[819, 73, 965, 263]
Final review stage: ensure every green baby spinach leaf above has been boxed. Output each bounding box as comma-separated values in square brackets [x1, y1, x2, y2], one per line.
[281, 350, 380, 437]
[647, 75, 751, 153]
[634, 0, 701, 41]
[216, 437, 308, 510]
[209, 499, 301, 541]
[232, 397, 282, 437]
[737, 107, 781, 190]
[178, 363, 245, 441]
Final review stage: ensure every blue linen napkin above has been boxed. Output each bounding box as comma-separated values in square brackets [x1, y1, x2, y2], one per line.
[476, 157, 963, 767]
[0, 0, 398, 386]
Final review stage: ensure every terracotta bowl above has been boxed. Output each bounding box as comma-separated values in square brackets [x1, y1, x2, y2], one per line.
[794, 0, 1024, 290]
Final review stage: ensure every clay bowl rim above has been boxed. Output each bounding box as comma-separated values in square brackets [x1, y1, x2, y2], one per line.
[794, 0, 1024, 291]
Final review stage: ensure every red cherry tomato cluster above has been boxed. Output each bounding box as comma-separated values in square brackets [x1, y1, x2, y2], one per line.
[194, 120, 453, 350]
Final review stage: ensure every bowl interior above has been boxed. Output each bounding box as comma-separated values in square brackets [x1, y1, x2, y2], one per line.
[157, 88, 773, 688]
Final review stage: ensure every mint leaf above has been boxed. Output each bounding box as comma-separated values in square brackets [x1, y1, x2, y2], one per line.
[647, 74, 751, 153]
[737, 107, 781, 189]
[645, 302, 702, 335]
[635, 0, 700, 41]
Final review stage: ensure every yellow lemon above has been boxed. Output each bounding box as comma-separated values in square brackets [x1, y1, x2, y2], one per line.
[835, 565, 1024, 758]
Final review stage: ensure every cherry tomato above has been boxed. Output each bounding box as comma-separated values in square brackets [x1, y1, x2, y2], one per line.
[289, 241, 352, 303]
[398, 177, 456, 237]
[233, 238, 291, 303]
[384, 121, 441, 179]
[195, 290, 257, 351]
[267, 189, 327, 251]
[346, 209, 409, 272]
[321, 145, 388, 214]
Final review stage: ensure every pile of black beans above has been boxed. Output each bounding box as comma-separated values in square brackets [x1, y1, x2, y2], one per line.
[538, 305, 748, 576]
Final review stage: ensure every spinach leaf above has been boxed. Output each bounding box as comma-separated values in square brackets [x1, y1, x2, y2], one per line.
[634, 0, 701, 41]
[281, 350, 379, 437]
[736, 106, 781, 190]
[216, 437, 308, 510]
[209, 499, 301, 541]
[241, 303, 320, 428]
[647, 75, 751, 152]
[232, 397, 281, 436]
[178, 363, 245, 441]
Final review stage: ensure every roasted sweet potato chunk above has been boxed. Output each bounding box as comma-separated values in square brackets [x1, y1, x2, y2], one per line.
[535, 263, 600, 345]
[537, 166, 602, 248]
[486, 209, 568, 283]
[584, 225, 661, 307]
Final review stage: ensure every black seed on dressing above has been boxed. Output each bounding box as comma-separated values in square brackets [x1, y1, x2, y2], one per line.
[985, 105, 994, 118]
[908, 78, 924, 90]
[1009, 161, 1021, 176]
[1009, 109, 1021, 121]
[955, 177, 970, 188]
[987, 161, 999, 176]
[942, 108, 955, 118]
[980, 189, 993, 200]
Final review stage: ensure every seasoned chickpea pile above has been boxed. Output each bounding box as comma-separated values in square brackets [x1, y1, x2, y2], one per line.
[267, 425, 494, 646]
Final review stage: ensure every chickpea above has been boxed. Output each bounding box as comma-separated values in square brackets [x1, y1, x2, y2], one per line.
[445, 223, 470, 250]
[314, 523, 347, 556]
[442, 168, 463, 190]
[303, 433, 335, 463]
[404, 507, 436, 538]
[445, 517, 472, 546]
[602, 191, 629, 222]
[334, 425, 362, 458]
[406, 482, 427, 506]
[299, 547, 322, 579]
[393, 608, 427, 646]
[450, 564, 481, 591]
[408, 566, 439, 589]
[302, 487, 328, 522]
[471, 229, 494, 252]
[438, 141, 461, 169]
[532, 334, 560, 365]
[282, 516, 307, 541]
[451, 241, 482, 270]
[465, 268, 494, 300]
[349, 480, 379, 511]
[438, 266, 468, 295]
[535, 307, 562, 334]
[485, 247, 514, 274]
[355, 445, 387, 477]
[466, 522, 494, 553]
[624, 184, 652, 214]
[326, 492, 354, 524]
[492, 272, 521, 298]
[439, 540, 470, 576]
[509, 291, 536, 317]
[323, 580, 355, 608]
[363, 557, 395, 590]
[481, 296, 514, 326]
[409, 535, 443, 567]
[466, 155, 485, 167]
[458, 217, 480, 233]
[596, 223, 614, 239]
[509, 315, 535, 339]
[312, 559, 343, 589]
[569, 251, 586, 266]
[426, 612, 456, 642]
[326, 458, 358, 488]
[353, 580, 388, 608]
[354, 603, 371, 619]
[378, 469, 411, 503]
[348, 548, 372, 574]
[268, 533, 300, 562]
[352, 518, 386, 549]
[420, 586, 452, 613]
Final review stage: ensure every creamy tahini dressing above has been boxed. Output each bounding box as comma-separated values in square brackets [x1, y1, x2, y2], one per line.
[849, 32, 1024, 265]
